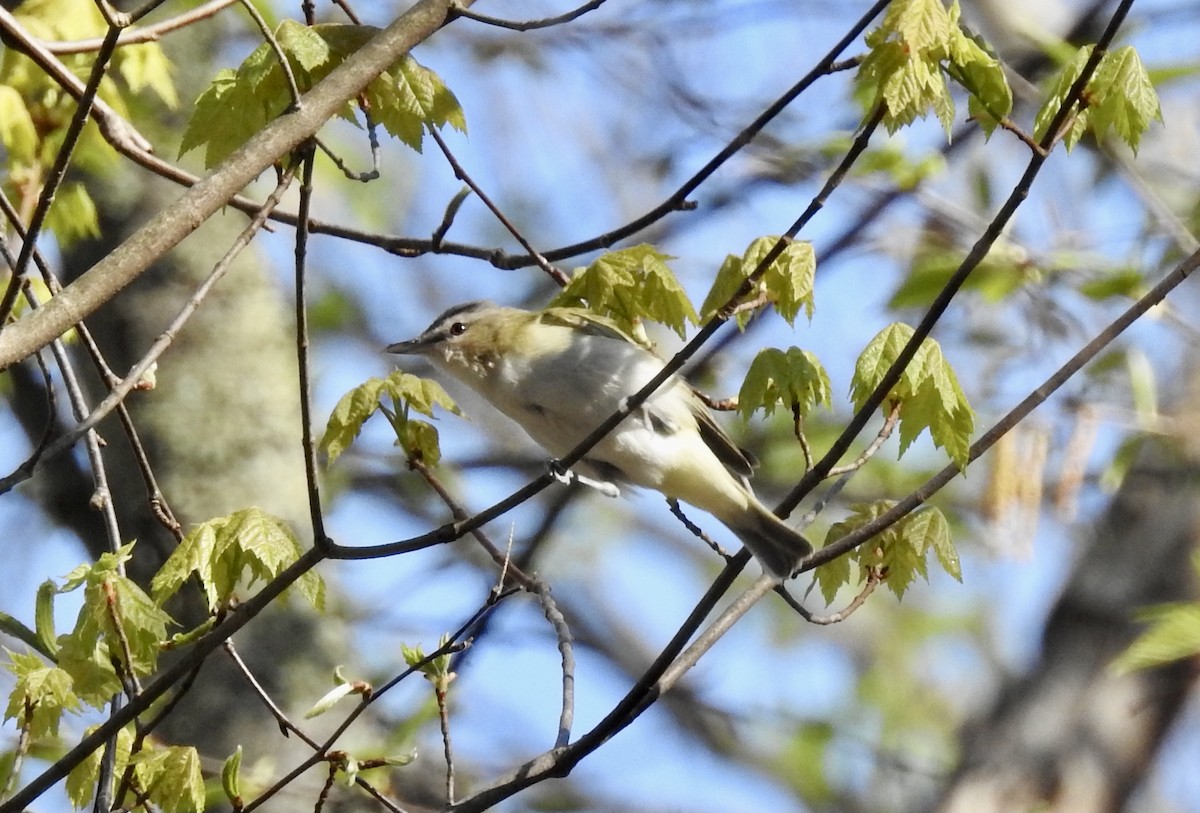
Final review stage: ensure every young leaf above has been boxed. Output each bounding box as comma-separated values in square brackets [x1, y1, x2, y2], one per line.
[1087, 46, 1163, 153]
[851, 323, 973, 469]
[856, 0, 958, 134]
[66, 723, 134, 809]
[222, 746, 244, 808]
[130, 745, 206, 813]
[1034, 45, 1163, 153]
[813, 543, 852, 606]
[737, 347, 832, 420]
[180, 22, 466, 167]
[153, 508, 325, 612]
[3, 651, 80, 739]
[699, 237, 816, 327]
[321, 371, 459, 465]
[549, 245, 698, 339]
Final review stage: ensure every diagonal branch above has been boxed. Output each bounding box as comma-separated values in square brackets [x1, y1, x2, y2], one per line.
[0, 0, 476, 370]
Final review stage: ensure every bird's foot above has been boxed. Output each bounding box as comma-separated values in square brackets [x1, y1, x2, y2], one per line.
[546, 460, 620, 498]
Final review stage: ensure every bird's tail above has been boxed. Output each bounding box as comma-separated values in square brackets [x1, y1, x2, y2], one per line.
[725, 499, 813, 579]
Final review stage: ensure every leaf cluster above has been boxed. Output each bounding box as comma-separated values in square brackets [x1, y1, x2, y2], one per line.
[855, 0, 1012, 136]
[851, 323, 974, 469]
[321, 370, 460, 468]
[0, 0, 176, 244]
[699, 236, 815, 329]
[1034, 44, 1163, 153]
[180, 21, 466, 168]
[66, 725, 204, 813]
[816, 502, 960, 602]
[152, 507, 325, 613]
[549, 244, 699, 340]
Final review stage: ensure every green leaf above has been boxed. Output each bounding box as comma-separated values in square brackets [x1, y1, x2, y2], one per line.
[130, 745, 206, 813]
[737, 347, 831, 420]
[948, 29, 1012, 136]
[320, 377, 388, 464]
[153, 508, 324, 612]
[67, 724, 134, 809]
[305, 681, 357, 718]
[855, 0, 961, 135]
[903, 507, 959, 580]
[321, 371, 459, 465]
[549, 245, 698, 339]
[43, 182, 99, 246]
[889, 242, 1038, 308]
[52, 544, 175, 701]
[850, 322, 917, 409]
[114, 41, 178, 107]
[1113, 602, 1200, 674]
[1088, 46, 1162, 153]
[0, 85, 38, 162]
[3, 650, 80, 739]
[180, 23, 465, 167]
[222, 746, 244, 807]
[851, 324, 973, 469]
[698, 237, 816, 327]
[813, 545, 852, 606]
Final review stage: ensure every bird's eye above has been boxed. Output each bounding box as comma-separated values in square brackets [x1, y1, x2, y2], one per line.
[448, 322, 468, 337]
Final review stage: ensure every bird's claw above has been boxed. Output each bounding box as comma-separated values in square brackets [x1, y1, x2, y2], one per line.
[546, 460, 620, 498]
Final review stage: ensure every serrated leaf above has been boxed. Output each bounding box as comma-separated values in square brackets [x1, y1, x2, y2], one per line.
[320, 377, 388, 464]
[131, 745, 206, 813]
[850, 323, 917, 409]
[154, 508, 324, 612]
[902, 508, 959, 580]
[153, 521, 220, 608]
[114, 41, 178, 107]
[3, 651, 79, 739]
[737, 347, 831, 420]
[814, 547, 852, 606]
[388, 371, 460, 418]
[180, 23, 465, 167]
[275, 19, 334, 74]
[699, 237, 816, 326]
[44, 182, 99, 245]
[1088, 46, 1162, 153]
[550, 245, 698, 339]
[67, 724, 134, 809]
[1033, 45, 1093, 146]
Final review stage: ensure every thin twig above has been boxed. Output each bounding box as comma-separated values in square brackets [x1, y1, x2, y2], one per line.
[827, 402, 900, 476]
[39, 0, 238, 53]
[427, 126, 569, 286]
[667, 498, 731, 561]
[778, 568, 883, 625]
[238, 0, 302, 109]
[0, 166, 297, 494]
[0, 24, 123, 331]
[452, 0, 607, 31]
[293, 148, 330, 548]
[803, 246, 1200, 571]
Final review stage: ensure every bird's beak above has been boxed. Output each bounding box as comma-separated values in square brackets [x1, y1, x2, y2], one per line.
[385, 336, 428, 355]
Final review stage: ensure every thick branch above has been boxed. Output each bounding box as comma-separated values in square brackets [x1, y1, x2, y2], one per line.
[0, 0, 474, 370]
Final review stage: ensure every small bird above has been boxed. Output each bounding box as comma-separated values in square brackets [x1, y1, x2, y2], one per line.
[387, 301, 811, 578]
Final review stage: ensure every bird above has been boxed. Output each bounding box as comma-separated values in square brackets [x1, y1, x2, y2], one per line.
[386, 301, 811, 578]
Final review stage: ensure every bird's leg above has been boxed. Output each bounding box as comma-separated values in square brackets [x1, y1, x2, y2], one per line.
[546, 459, 621, 498]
